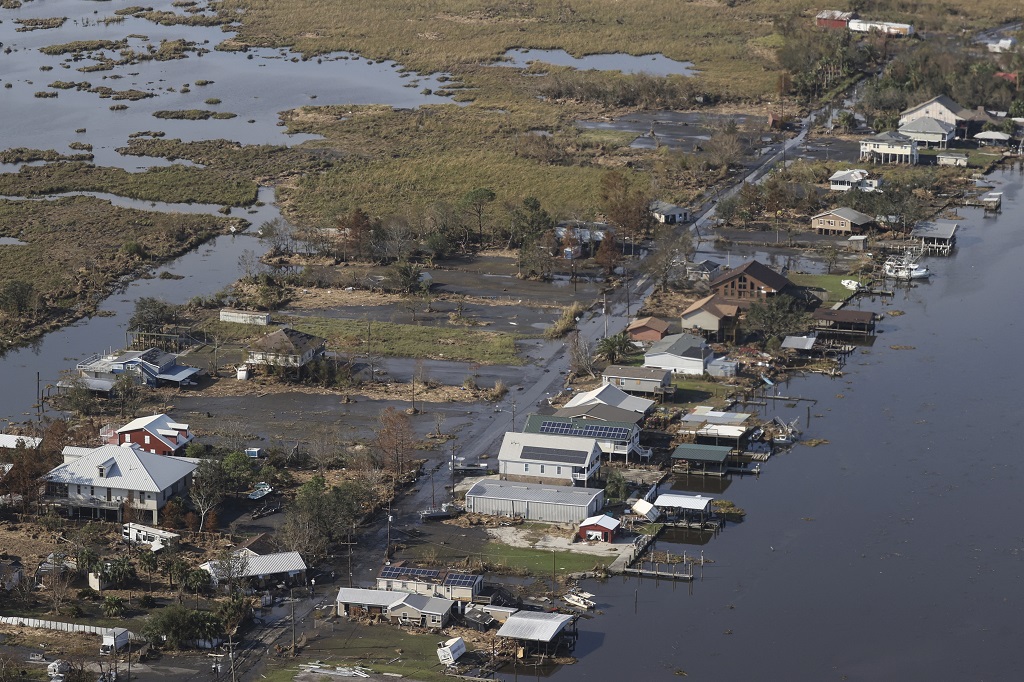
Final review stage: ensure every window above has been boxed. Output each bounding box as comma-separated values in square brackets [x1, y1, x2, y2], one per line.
[557, 467, 562, 475]
[540, 465, 545, 474]
[144, 435, 150, 444]
[524, 463, 530, 472]
[90, 486, 95, 496]
[828, 220, 835, 226]
[818, 219, 824, 225]
[77, 485, 81, 495]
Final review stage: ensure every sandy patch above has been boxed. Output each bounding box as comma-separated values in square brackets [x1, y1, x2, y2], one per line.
[487, 526, 629, 558]
[155, 376, 486, 404]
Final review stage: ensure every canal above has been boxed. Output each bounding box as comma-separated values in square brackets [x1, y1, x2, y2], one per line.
[525, 167, 1024, 680]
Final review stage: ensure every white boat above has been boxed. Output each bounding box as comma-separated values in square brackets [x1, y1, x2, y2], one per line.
[248, 482, 273, 500]
[883, 256, 931, 281]
[841, 279, 863, 291]
[563, 589, 596, 610]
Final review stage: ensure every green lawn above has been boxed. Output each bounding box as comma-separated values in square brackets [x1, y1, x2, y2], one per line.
[672, 377, 730, 408]
[789, 273, 854, 303]
[293, 624, 457, 682]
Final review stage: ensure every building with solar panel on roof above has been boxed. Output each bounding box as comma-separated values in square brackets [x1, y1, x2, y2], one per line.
[497, 432, 602, 486]
[521, 414, 651, 464]
[375, 561, 483, 602]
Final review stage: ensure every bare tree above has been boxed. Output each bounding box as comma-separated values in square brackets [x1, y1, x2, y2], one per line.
[374, 408, 415, 481]
[189, 459, 226, 532]
[307, 424, 342, 474]
[569, 333, 596, 378]
[41, 555, 74, 615]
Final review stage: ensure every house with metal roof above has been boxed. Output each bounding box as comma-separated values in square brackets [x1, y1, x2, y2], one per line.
[859, 131, 918, 165]
[522, 414, 648, 463]
[898, 95, 986, 129]
[104, 414, 193, 456]
[247, 328, 326, 369]
[811, 207, 875, 236]
[73, 347, 200, 392]
[643, 333, 714, 375]
[578, 514, 620, 542]
[464, 480, 604, 524]
[43, 444, 197, 523]
[335, 587, 408, 618]
[601, 365, 674, 398]
[375, 562, 483, 602]
[562, 384, 655, 415]
[898, 117, 956, 149]
[650, 200, 690, 224]
[199, 549, 307, 588]
[910, 221, 958, 256]
[0, 434, 41, 450]
[497, 432, 602, 486]
[653, 493, 715, 521]
[937, 151, 969, 167]
[828, 169, 881, 192]
[815, 10, 856, 29]
[496, 610, 577, 656]
[388, 593, 456, 628]
[680, 294, 740, 342]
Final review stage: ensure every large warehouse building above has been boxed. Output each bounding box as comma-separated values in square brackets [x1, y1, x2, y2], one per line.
[464, 480, 605, 524]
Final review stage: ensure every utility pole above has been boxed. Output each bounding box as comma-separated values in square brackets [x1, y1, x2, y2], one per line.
[602, 293, 608, 338]
[290, 588, 296, 656]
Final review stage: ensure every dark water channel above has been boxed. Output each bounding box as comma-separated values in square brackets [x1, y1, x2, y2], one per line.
[502, 172, 1024, 681]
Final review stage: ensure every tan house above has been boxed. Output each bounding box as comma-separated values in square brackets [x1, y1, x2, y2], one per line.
[680, 294, 739, 342]
[247, 328, 326, 369]
[859, 131, 918, 165]
[709, 260, 795, 304]
[626, 317, 670, 342]
[811, 207, 875, 236]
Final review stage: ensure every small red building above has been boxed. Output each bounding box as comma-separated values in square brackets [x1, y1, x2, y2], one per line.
[578, 515, 620, 542]
[815, 10, 856, 29]
[106, 414, 194, 456]
[626, 317, 670, 342]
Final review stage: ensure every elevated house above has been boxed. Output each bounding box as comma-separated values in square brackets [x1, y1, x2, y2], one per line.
[910, 221, 958, 256]
[898, 117, 956, 149]
[626, 316, 670, 342]
[522, 414, 649, 463]
[811, 207, 875, 236]
[680, 294, 739, 342]
[859, 131, 919, 165]
[103, 413, 193, 456]
[678, 407, 755, 450]
[246, 328, 326, 370]
[376, 562, 483, 602]
[601, 365, 674, 398]
[497, 432, 602, 486]
[709, 260, 796, 305]
[464, 480, 604, 524]
[643, 333, 714, 375]
[74, 348, 200, 392]
[828, 169, 881, 193]
[898, 95, 992, 135]
[562, 384, 655, 415]
[650, 200, 690, 224]
[553, 402, 645, 426]
[653, 493, 715, 523]
[43, 444, 197, 523]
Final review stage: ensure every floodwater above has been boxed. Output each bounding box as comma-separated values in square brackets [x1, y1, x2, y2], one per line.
[502, 49, 696, 77]
[506, 167, 1024, 680]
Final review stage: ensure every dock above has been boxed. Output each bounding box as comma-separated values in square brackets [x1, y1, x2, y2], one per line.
[622, 565, 694, 582]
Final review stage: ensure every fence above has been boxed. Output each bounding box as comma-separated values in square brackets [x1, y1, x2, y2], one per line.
[0, 616, 140, 640]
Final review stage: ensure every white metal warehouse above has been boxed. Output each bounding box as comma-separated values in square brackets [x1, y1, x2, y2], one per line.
[464, 480, 604, 523]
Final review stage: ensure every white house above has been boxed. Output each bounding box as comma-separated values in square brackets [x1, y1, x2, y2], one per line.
[899, 95, 990, 129]
[0, 434, 42, 450]
[650, 200, 690, 224]
[498, 432, 602, 486]
[859, 131, 918, 165]
[200, 549, 307, 588]
[562, 384, 655, 415]
[828, 169, 881, 192]
[247, 328, 326, 369]
[644, 333, 714, 375]
[898, 117, 956, 149]
[43, 444, 197, 523]
[335, 587, 454, 627]
[376, 563, 483, 602]
[522, 414, 649, 462]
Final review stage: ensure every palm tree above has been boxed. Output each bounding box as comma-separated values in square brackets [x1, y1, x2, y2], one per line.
[184, 568, 210, 609]
[107, 556, 137, 588]
[596, 333, 634, 364]
[102, 596, 125, 618]
[138, 551, 158, 594]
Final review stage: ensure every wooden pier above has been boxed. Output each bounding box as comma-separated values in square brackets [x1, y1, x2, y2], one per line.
[622, 565, 694, 582]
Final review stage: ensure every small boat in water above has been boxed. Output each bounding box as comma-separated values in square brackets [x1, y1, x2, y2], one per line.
[883, 256, 931, 281]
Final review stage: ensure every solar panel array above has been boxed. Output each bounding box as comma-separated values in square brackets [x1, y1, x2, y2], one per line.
[520, 445, 589, 465]
[379, 565, 440, 581]
[539, 420, 631, 442]
[443, 573, 479, 588]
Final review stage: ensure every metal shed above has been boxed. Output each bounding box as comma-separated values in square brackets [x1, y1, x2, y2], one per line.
[464, 480, 604, 524]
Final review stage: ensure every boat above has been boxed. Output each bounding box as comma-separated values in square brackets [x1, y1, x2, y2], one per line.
[248, 482, 273, 500]
[563, 589, 596, 610]
[841, 279, 864, 291]
[419, 502, 463, 521]
[883, 256, 931, 281]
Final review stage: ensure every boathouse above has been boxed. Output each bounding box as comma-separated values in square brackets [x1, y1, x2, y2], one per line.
[496, 611, 577, 657]
[671, 443, 733, 475]
[653, 493, 715, 525]
[909, 221, 958, 255]
[811, 308, 876, 336]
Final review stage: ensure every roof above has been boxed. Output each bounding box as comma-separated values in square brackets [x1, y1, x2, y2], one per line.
[650, 200, 686, 215]
[522, 415, 636, 442]
[812, 309, 875, 324]
[680, 406, 752, 425]
[864, 131, 914, 145]
[249, 328, 325, 355]
[671, 443, 732, 463]
[0, 434, 41, 449]
[937, 151, 969, 158]
[709, 260, 792, 292]
[603, 365, 671, 382]
[646, 333, 711, 359]
[496, 611, 574, 642]
[816, 10, 855, 20]
[631, 499, 661, 521]
[498, 432, 598, 468]
[812, 207, 874, 225]
[580, 514, 620, 531]
[335, 587, 407, 609]
[397, 593, 455, 616]
[900, 95, 965, 118]
[653, 493, 714, 511]
[681, 294, 739, 320]
[117, 414, 192, 451]
[203, 550, 306, 580]
[552, 402, 645, 424]
[911, 221, 959, 240]
[974, 130, 1012, 141]
[466, 480, 604, 507]
[45, 444, 197, 492]
[238, 532, 279, 556]
[782, 334, 818, 350]
[626, 317, 670, 334]
[563, 384, 655, 414]
[898, 117, 955, 135]
[61, 446, 95, 460]
[828, 169, 869, 182]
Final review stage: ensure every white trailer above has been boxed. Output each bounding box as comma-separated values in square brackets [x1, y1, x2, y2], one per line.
[122, 523, 180, 551]
[436, 637, 466, 666]
[100, 628, 130, 655]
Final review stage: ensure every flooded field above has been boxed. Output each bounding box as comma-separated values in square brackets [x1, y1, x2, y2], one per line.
[502, 49, 696, 77]
[517, 169, 1024, 680]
